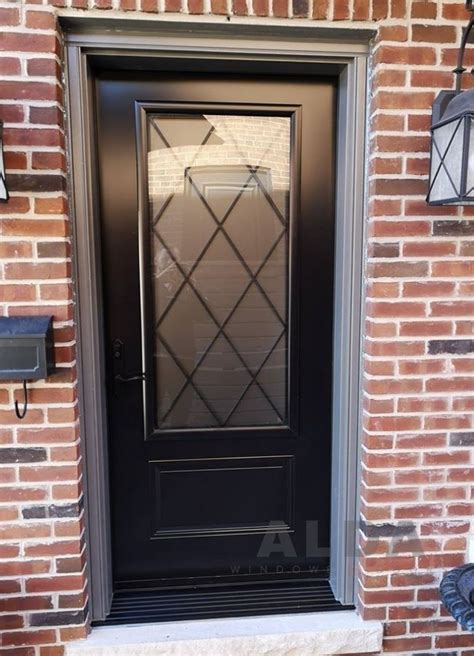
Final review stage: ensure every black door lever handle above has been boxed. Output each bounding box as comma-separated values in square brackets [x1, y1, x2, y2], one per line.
[114, 372, 147, 382]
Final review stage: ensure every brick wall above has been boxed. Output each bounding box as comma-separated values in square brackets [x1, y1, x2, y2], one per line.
[0, 0, 473, 654]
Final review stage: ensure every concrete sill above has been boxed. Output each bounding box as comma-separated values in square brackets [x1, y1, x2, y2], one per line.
[65, 610, 383, 656]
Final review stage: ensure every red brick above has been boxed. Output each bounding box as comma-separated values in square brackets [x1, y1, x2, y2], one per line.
[0, 7, 20, 25]
[0, 284, 36, 303]
[25, 575, 84, 594]
[412, 24, 457, 43]
[4, 152, 28, 170]
[432, 261, 474, 277]
[0, 561, 50, 577]
[399, 320, 452, 337]
[2, 630, 57, 647]
[368, 261, 428, 278]
[40, 647, 65, 656]
[431, 301, 474, 317]
[4, 128, 62, 148]
[371, 112, 405, 132]
[333, 0, 349, 19]
[35, 198, 67, 215]
[377, 25, 408, 42]
[19, 465, 80, 483]
[424, 450, 471, 466]
[30, 106, 63, 126]
[0, 57, 21, 76]
[188, 0, 204, 11]
[365, 453, 420, 469]
[17, 427, 77, 444]
[0, 34, 59, 54]
[418, 553, 464, 569]
[312, 0, 328, 18]
[0, 545, 20, 559]
[372, 0, 388, 20]
[209, 0, 226, 11]
[397, 397, 448, 413]
[0, 596, 53, 612]
[443, 4, 471, 20]
[25, 10, 56, 29]
[403, 241, 457, 257]
[0, 487, 47, 503]
[389, 605, 436, 620]
[403, 281, 455, 297]
[25, 540, 81, 557]
[361, 587, 414, 604]
[0, 197, 30, 214]
[411, 0, 436, 18]
[60, 627, 88, 641]
[395, 504, 443, 519]
[406, 156, 430, 175]
[436, 634, 474, 649]
[424, 415, 471, 431]
[426, 376, 474, 392]
[391, 572, 436, 587]
[27, 58, 61, 78]
[411, 70, 454, 89]
[1, 220, 67, 238]
[400, 359, 448, 378]
[374, 45, 436, 67]
[4, 262, 69, 280]
[0, 506, 19, 520]
[375, 91, 434, 111]
[424, 486, 466, 502]
[384, 637, 431, 652]
[352, 0, 369, 20]
[447, 502, 474, 516]
[32, 152, 66, 171]
[369, 158, 402, 176]
[367, 301, 426, 318]
[370, 220, 430, 237]
[252, 0, 268, 15]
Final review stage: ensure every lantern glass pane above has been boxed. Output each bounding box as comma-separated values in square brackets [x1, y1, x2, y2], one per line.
[465, 115, 474, 199]
[429, 118, 464, 203]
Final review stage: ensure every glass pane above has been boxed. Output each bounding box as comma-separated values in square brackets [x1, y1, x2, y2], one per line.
[429, 118, 464, 203]
[147, 113, 291, 430]
[466, 116, 474, 199]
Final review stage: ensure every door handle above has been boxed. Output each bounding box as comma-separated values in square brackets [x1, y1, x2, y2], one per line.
[111, 338, 146, 392]
[114, 372, 147, 382]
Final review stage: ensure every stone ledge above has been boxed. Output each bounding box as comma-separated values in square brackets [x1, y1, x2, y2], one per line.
[65, 610, 383, 656]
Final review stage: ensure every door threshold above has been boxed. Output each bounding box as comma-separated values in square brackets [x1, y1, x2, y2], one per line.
[68, 610, 383, 656]
[94, 580, 350, 626]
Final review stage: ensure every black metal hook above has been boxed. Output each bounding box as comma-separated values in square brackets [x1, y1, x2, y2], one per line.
[455, 9, 474, 93]
[14, 380, 28, 420]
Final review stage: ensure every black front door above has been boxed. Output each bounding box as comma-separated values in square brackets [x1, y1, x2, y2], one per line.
[95, 70, 336, 603]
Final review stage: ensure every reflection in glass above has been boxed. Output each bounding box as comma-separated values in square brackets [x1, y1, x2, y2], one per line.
[147, 114, 291, 429]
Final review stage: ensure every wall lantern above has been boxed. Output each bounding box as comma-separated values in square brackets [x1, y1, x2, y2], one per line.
[428, 1, 474, 205]
[0, 121, 8, 202]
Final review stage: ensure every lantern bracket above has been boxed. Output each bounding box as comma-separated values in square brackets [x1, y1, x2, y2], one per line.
[454, 4, 474, 93]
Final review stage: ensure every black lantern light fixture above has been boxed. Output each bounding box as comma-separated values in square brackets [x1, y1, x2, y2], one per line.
[428, 0, 474, 205]
[0, 121, 8, 202]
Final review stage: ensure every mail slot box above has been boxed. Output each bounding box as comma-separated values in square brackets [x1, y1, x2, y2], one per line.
[0, 316, 55, 380]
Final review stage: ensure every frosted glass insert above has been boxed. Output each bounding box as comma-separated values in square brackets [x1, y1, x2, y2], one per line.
[429, 119, 464, 203]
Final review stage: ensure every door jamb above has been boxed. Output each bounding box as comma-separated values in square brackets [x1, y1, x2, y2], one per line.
[63, 18, 370, 621]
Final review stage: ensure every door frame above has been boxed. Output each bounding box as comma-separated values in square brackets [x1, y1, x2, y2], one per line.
[62, 16, 371, 621]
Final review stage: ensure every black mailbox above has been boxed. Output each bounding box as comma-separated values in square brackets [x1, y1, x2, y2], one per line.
[0, 316, 55, 381]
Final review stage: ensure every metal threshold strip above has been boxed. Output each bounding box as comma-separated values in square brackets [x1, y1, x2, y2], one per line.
[94, 580, 352, 626]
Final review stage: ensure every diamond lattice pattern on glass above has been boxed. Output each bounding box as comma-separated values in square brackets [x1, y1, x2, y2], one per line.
[147, 114, 290, 429]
